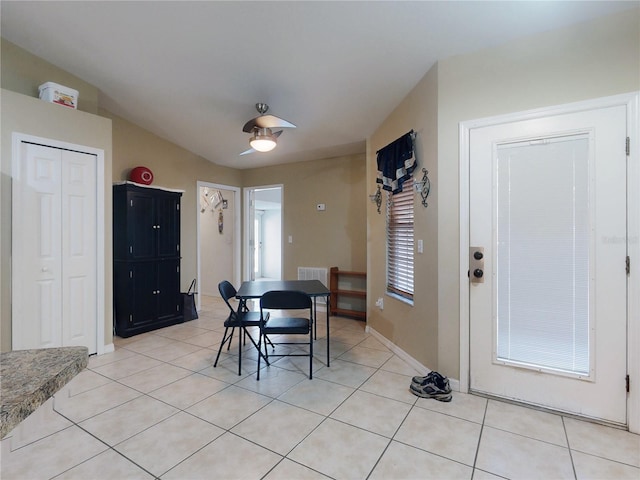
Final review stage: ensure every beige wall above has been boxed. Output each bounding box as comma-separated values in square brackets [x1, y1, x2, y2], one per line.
[1, 39, 367, 352]
[105, 110, 243, 290]
[0, 89, 113, 352]
[367, 8, 640, 378]
[242, 154, 367, 280]
[368, 64, 439, 370]
[1, 39, 100, 115]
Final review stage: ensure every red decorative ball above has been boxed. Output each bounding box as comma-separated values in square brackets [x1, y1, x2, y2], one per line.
[129, 166, 153, 185]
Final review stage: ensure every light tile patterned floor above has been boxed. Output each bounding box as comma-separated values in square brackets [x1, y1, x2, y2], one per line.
[2, 296, 639, 479]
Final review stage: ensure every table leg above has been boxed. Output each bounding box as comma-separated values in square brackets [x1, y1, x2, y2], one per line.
[326, 294, 330, 367]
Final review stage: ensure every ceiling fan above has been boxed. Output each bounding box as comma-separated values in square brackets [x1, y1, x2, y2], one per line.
[240, 103, 296, 155]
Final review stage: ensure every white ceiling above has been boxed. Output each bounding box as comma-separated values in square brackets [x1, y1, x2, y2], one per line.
[1, 1, 634, 169]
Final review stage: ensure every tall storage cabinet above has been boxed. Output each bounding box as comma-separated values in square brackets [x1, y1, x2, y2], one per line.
[113, 182, 183, 337]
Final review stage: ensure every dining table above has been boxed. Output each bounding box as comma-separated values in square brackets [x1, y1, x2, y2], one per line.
[236, 279, 332, 367]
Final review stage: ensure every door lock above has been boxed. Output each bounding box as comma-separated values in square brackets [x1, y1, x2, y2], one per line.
[470, 247, 485, 284]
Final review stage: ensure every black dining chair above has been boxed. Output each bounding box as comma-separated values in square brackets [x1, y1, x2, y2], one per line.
[214, 280, 270, 375]
[258, 290, 313, 380]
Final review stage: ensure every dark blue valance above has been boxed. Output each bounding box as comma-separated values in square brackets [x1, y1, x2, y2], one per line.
[376, 130, 416, 194]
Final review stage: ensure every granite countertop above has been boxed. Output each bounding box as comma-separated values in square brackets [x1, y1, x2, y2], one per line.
[0, 346, 88, 439]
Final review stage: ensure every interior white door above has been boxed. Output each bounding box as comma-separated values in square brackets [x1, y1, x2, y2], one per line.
[13, 142, 97, 353]
[469, 105, 628, 424]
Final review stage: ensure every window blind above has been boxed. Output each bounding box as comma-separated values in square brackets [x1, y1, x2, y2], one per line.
[387, 178, 414, 300]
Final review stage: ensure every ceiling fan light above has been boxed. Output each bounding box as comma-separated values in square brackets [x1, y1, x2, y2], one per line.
[249, 130, 277, 152]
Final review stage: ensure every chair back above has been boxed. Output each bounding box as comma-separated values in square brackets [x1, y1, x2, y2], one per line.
[218, 280, 238, 315]
[260, 290, 312, 311]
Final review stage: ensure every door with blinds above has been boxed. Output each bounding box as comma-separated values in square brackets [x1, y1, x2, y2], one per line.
[469, 105, 628, 424]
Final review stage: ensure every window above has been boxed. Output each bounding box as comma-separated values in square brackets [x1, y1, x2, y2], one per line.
[386, 177, 414, 301]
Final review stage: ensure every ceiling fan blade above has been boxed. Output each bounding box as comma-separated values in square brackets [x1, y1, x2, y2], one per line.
[242, 114, 296, 132]
[239, 147, 255, 156]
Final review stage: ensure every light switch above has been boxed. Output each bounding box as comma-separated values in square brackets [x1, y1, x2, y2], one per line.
[417, 239, 423, 253]
[288, 235, 293, 244]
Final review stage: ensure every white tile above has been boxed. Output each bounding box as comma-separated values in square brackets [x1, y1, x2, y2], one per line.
[153, 324, 210, 341]
[231, 400, 324, 455]
[564, 417, 640, 467]
[379, 355, 423, 376]
[314, 359, 376, 388]
[162, 432, 281, 480]
[55, 448, 155, 479]
[414, 391, 487, 424]
[79, 396, 178, 446]
[369, 440, 473, 480]
[277, 378, 354, 416]
[484, 399, 566, 446]
[330, 390, 411, 437]
[5, 397, 72, 449]
[395, 407, 481, 466]
[149, 372, 229, 409]
[180, 330, 226, 348]
[263, 458, 331, 479]
[359, 369, 418, 404]
[0, 426, 107, 479]
[54, 381, 142, 423]
[168, 347, 217, 372]
[186, 385, 272, 429]
[142, 341, 202, 361]
[115, 411, 224, 476]
[118, 363, 192, 393]
[572, 450, 640, 480]
[476, 426, 574, 479]
[119, 334, 175, 353]
[288, 418, 389, 480]
[87, 347, 138, 368]
[235, 366, 308, 398]
[90, 353, 163, 380]
[338, 345, 393, 368]
[58, 369, 112, 397]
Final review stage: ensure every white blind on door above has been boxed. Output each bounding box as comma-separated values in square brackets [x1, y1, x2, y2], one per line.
[496, 135, 591, 375]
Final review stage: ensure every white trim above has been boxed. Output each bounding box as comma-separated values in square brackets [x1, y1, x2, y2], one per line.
[243, 184, 284, 282]
[196, 181, 241, 309]
[459, 92, 640, 433]
[113, 180, 184, 193]
[11, 132, 106, 355]
[366, 325, 460, 392]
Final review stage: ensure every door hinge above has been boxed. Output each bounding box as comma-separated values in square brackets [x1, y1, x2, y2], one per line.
[177, 204, 180, 211]
[626, 374, 630, 393]
[626, 256, 631, 275]
[626, 137, 630, 156]
[130, 199, 134, 207]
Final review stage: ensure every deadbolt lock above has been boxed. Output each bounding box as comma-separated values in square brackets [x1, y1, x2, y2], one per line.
[470, 247, 485, 284]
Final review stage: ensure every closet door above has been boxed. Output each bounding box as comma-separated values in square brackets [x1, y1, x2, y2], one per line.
[12, 142, 97, 353]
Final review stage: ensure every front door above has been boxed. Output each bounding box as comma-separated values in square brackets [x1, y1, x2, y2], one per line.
[469, 104, 628, 424]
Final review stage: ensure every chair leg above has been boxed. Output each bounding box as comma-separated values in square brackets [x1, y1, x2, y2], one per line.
[238, 325, 242, 375]
[226, 327, 235, 351]
[309, 328, 313, 380]
[257, 329, 262, 381]
[214, 327, 231, 367]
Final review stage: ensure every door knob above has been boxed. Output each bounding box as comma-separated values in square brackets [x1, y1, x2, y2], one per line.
[474, 251, 483, 260]
[473, 269, 484, 278]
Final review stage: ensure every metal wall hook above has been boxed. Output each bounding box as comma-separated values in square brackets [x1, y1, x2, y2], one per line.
[414, 168, 431, 207]
[370, 184, 382, 214]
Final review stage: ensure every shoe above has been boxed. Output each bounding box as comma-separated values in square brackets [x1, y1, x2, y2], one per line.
[411, 371, 451, 392]
[409, 383, 452, 402]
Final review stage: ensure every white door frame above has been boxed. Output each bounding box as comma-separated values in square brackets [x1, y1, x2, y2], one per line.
[11, 132, 106, 355]
[459, 92, 639, 433]
[196, 181, 241, 308]
[243, 184, 283, 282]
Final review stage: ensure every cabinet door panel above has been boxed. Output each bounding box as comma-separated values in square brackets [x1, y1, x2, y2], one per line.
[156, 195, 180, 258]
[129, 193, 155, 259]
[157, 260, 181, 321]
[130, 262, 157, 327]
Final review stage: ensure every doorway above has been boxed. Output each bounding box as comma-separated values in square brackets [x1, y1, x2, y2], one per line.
[244, 185, 282, 281]
[196, 182, 240, 305]
[11, 134, 105, 354]
[459, 93, 639, 431]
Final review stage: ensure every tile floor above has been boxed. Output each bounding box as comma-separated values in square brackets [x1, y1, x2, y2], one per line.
[1, 296, 639, 479]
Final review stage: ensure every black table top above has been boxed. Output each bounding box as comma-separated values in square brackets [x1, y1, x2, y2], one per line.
[236, 280, 330, 299]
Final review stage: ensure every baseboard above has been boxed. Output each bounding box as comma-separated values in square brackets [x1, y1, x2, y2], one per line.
[365, 325, 460, 392]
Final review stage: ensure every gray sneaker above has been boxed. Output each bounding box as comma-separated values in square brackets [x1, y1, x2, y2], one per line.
[411, 371, 451, 392]
[409, 382, 452, 402]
